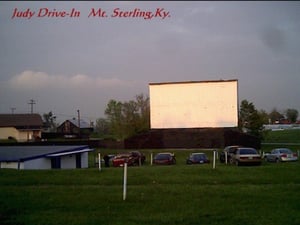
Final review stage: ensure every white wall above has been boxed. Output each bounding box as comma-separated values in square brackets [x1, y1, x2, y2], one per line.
[0, 127, 40, 142]
[25, 155, 81, 169]
[81, 152, 89, 168]
[61, 155, 76, 169]
[0, 161, 20, 169]
[149, 80, 238, 129]
[0, 127, 19, 139]
[59, 153, 89, 169]
[24, 158, 51, 170]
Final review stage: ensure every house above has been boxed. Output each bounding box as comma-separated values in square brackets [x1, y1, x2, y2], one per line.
[0, 145, 93, 170]
[57, 118, 93, 138]
[0, 114, 43, 142]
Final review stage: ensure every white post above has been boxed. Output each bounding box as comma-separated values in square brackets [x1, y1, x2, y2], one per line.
[213, 151, 216, 169]
[98, 153, 101, 171]
[225, 151, 228, 164]
[123, 163, 127, 201]
[150, 153, 153, 166]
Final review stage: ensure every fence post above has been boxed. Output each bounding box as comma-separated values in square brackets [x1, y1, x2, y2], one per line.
[98, 153, 101, 171]
[213, 150, 216, 169]
[123, 163, 128, 201]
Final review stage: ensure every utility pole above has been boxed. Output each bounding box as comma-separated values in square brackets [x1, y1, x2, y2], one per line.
[77, 109, 81, 138]
[10, 107, 16, 114]
[28, 99, 36, 114]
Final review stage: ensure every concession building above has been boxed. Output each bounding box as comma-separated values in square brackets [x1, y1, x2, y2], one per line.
[0, 145, 93, 170]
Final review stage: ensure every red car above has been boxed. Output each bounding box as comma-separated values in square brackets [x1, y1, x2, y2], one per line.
[112, 151, 145, 167]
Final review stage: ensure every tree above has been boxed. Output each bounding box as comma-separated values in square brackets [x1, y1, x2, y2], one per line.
[134, 93, 150, 132]
[105, 99, 124, 140]
[122, 100, 139, 137]
[285, 108, 298, 123]
[94, 118, 110, 137]
[258, 110, 270, 124]
[103, 94, 150, 140]
[43, 111, 57, 132]
[269, 108, 284, 124]
[239, 100, 265, 139]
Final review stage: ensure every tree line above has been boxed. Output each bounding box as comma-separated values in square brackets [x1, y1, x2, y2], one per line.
[43, 93, 298, 141]
[94, 93, 150, 140]
[93, 94, 298, 141]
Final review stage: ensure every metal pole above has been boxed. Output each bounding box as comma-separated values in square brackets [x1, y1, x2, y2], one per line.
[213, 151, 216, 169]
[98, 153, 101, 171]
[77, 110, 81, 138]
[123, 163, 127, 200]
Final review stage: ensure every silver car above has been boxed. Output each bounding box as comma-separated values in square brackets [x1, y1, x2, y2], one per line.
[266, 148, 298, 162]
[230, 147, 261, 166]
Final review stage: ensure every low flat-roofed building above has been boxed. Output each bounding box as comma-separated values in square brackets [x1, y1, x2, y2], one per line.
[0, 145, 93, 170]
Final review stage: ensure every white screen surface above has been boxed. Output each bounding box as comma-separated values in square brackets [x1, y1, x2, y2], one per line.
[149, 80, 238, 129]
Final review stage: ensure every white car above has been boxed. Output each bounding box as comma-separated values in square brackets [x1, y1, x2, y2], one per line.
[230, 147, 262, 166]
[265, 148, 298, 162]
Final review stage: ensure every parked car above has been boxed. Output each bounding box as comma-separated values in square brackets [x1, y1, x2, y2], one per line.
[130, 151, 146, 164]
[220, 145, 241, 163]
[265, 148, 298, 162]
[153, 153, 176, 165]
[262, 152, 271, 161]
[101, 154, 115, 167]
[112, 151, 145, 167]
[186, 153, 210, 164]
[230, 147, 261, 166]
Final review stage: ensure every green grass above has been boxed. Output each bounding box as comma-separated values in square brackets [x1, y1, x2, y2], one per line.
[1, 129, 300, 225]
[263, 129, 300, 143]
[262, 129, 300, 152]
[1, 149, 300, 225]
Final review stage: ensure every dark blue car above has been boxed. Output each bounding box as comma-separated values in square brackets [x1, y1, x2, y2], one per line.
[186, 153, 210, 164]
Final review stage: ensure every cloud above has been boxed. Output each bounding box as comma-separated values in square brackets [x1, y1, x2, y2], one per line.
[8, 70, 135, 90]
[261, 26, 286, 53]
[1, 70, 147, 119]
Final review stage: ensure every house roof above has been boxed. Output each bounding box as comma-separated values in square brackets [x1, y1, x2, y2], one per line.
[0, 114, 43, 128]
[0, 145, 93, 162]
[58, 118, 92, 129]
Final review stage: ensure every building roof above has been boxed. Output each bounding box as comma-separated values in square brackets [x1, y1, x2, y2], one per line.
[149, 79, 238, 86]
[0, 114, 43, 128]
[59, 118, 92, 129]
[0, 145, 93, 162]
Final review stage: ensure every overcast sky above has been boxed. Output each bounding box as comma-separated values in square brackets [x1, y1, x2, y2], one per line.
[1, 1, 300, 123]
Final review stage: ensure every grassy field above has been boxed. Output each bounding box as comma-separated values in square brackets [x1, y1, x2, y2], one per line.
[263, 128, 300, 144]
[1, 147, 300, 225]
[1, 130, 300, 225]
